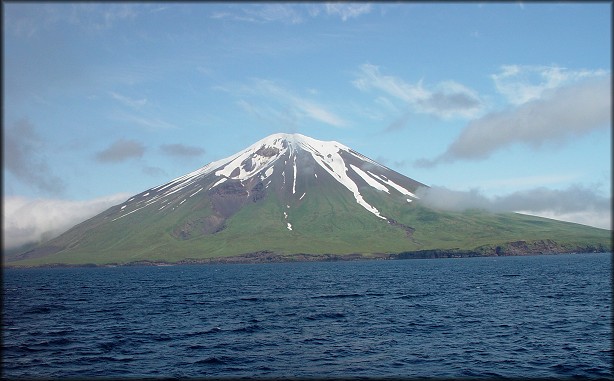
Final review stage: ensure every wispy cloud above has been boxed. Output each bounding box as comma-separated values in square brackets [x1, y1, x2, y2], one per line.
[66, 3, 139, 32]
[242, 4, 304, 24]
[492, 64, 608, 105]
[416, 75, 611, 167]
[211, 4, 304, 24]
[210, 3, 373, 24]
[115, 113, 178, 130]
[220, 78, 348, 128]
[109, 91, 147, 108]
[5, 3, 140, 37]
[4, 119, 65, 195]
[324, 3, 373, 21]
[415, 185, 611, 230]
[353, 64, 429, 103]
[353, 64, 485, 121]
[95, 139, 146, 163]
[291, 96, 348, 127]
[3, 193, 130, 250]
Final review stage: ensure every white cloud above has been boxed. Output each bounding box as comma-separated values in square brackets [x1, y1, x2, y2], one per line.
[3, 193, 130, 250]
[210, 3, 373, 23]
[415, 185, 611, 230]
[352, 64, 429, 102]
[492, 64, 608, 105]
[517, 210, 611, 231]
[292, 97, 347, 127]
[417, 75, 611, 167]
[353, 64, 484, 120]
[221, 78, 348, 128]
[324, 3, 373, 21]
[210, 4, 303, 24]
[240, 4, 304, 24]
[415, 186, 491, 211]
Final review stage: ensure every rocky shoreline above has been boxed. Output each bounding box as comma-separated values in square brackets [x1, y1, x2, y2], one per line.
[3, 240, 610, 269]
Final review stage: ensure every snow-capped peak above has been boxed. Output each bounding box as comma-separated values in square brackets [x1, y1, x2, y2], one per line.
[115, 133, 422, 223]
[197, 133, 417, 219]
[197, 133, 358, 183]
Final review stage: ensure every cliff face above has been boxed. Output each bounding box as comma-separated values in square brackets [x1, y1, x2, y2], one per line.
[486, 240, 611, 256]
[396, 240, 611, 260]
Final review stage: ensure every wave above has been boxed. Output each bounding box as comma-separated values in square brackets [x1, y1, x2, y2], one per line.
[311, 293, 364, 299]
[233, 324, 261, 333]
[394, 293, 430, 299]
[185, 327, 222, 337]
[305, 312, 346, 320]
[3, 254, 610, 379]
[194, 355, 234, 365]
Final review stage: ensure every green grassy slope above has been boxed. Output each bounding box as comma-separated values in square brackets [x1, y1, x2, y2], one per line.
[6, 183, 611, 267]
[361, 187, 610, 250]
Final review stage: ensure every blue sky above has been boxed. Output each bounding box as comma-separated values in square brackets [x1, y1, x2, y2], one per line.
[3, 2, 611, 248]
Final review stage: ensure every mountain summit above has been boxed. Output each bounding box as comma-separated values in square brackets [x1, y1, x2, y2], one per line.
[8, 133, 611, 266]
[113, 132, 426, 227]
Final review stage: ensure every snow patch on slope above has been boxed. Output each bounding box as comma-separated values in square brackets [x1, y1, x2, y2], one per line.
[350, 165, 389, 193]
[292, 154, 297, 194]
[264, 166, 274, 179]
[289, 135, 386, 219]
[209, 178, 227, 190]
[190, 187, 204, 197]
[368, 171, 418, 199]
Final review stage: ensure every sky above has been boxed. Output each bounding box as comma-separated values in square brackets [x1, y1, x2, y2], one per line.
[3, 2, 612, 249]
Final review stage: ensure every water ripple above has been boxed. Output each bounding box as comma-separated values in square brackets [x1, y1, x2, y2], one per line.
[2, 253, 612, 378]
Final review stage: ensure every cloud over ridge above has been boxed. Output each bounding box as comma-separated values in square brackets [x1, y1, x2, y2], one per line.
[415, 185, 611, 230]
[3, 193, 130, 250]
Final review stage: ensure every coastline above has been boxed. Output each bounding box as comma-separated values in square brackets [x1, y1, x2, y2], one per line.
[3, 241, 611, 269]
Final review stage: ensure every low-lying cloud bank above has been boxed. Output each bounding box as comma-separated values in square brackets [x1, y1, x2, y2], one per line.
[3, 193, 130, 250]
[415, 185, 611, 230]
[4, 185, 610, 252]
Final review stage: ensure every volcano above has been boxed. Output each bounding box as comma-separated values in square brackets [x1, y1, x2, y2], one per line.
[8, 133, 611, 266]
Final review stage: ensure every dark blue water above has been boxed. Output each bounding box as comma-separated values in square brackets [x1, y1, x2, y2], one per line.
[2, 253, 612, 379]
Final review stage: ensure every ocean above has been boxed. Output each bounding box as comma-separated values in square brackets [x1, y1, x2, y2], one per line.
[2, 253, 612, 379]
